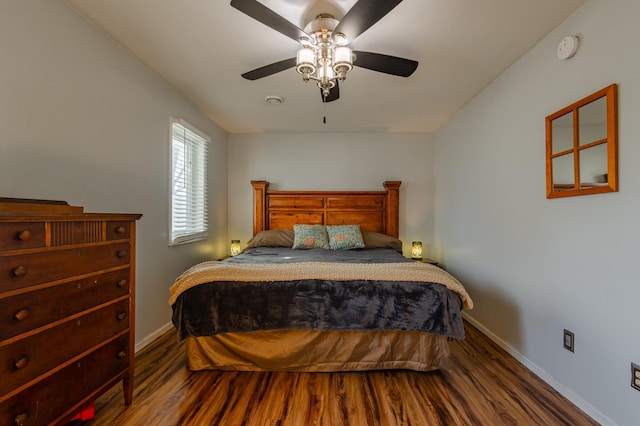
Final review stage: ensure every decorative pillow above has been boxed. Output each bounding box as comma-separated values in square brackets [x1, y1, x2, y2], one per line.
[362, 231, 403, 252]
[326, 225, 366, 250]
[292, 224, 330, 249]
[246, 229, 294, 248]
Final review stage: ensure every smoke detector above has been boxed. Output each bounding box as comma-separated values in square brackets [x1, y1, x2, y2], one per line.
[557, 35, 580, 60]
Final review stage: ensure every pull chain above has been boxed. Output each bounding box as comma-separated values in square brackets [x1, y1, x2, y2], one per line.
[323, 95, 327, 124]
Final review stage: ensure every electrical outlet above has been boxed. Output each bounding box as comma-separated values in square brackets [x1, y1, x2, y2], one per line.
[632, 363, 640, 391]
[563, 329, 574, 352]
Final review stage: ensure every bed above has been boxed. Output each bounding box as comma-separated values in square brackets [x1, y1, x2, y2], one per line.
[170, 181, 473, 372]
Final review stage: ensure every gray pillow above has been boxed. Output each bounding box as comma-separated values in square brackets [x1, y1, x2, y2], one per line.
[362, 231, 403, 252]
[246, 229, 294, 248]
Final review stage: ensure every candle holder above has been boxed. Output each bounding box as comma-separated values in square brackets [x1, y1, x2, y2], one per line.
[411, 241, 423, 260]
[230, 240, 241, 256]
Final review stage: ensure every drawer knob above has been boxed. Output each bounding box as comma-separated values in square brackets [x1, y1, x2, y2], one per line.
[14, 412, 28, 426]
[14, 309, 29, 321]
[13, 266, 27, 277]
[115, 226, 126, 234]
[117, 279, 128, 288]
[117, 312, 127, 321]
[17, 230, 32, 241]
[13, 356, 29, 370]
[117, 250, 127, 258]
[118, 350, 127, 359]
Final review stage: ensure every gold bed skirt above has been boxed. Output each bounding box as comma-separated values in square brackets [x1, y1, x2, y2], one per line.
[185, 330, 451, 372]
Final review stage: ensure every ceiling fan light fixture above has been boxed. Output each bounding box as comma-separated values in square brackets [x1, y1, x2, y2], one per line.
[317, 62, 336, 96]
[333, 46, 353, 79]
[318, 62, 335, 79]
[232, 0, 419, 104]
[296, 47, 316, 81]
[333, 32, 349, 46]
[294, 15, 353, 95]
[299, 36, 313, 47]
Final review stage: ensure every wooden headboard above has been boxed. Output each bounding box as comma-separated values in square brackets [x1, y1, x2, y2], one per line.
[251, 181, 401, 238]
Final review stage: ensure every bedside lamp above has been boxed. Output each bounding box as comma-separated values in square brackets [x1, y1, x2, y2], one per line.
[230, 240, 241, 256]
[411, 241, 423, 260]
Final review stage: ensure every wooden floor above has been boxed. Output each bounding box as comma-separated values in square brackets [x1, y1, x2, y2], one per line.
[89, 322, 598, 425]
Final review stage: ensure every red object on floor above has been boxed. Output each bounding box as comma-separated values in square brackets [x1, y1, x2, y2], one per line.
[70, 402, 95, 421]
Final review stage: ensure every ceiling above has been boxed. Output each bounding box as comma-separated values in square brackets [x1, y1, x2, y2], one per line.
[65, 0, 585, 134]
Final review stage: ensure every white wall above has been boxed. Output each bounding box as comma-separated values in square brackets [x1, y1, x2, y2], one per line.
[0, 1, 228, 347]
[228, 132, 435, 258]
[435, 0, 640, 425]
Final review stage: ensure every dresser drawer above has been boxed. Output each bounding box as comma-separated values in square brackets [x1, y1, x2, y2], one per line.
[0, 299, 130, 398]
[0, 269, 130, 340]
[0, 334, 129, 426]
[0, 223, 46, 251]
[106, 221, 132, 240]
[0, 242, 130, 293]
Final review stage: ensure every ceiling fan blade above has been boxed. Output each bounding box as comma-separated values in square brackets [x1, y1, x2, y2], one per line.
[333, 0, 403, 42]
[352, 51, 418, 77]
[230, 0, 310, 43]
[241, 58, 296, 80]
[321, 82, 340, 103]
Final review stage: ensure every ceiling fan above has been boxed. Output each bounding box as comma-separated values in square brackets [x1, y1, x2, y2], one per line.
[230, 0, 419, 103]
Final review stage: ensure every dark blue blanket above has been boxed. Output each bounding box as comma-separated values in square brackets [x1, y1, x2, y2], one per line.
[171, 248, 465, 340]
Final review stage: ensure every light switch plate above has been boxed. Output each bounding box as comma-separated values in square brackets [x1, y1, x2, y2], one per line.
[563, 329, 574, 352]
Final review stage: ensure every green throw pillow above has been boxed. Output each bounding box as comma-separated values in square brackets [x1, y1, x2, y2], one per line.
[326, 225, 365, 250]
[292, 224, 330, 249]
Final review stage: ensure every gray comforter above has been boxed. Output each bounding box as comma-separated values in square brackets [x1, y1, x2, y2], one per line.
[171, 247, 465, 340]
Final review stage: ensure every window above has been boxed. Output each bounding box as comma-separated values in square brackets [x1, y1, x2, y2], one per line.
[169, 117, 209, 245]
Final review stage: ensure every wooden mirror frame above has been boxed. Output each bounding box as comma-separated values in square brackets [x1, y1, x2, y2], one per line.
[545, 84, 618, 198]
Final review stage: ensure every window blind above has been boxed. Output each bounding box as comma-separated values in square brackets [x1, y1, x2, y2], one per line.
[170, 118, 209, 245]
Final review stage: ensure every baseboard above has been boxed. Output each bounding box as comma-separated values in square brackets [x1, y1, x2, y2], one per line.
[135, 322, 174, 353]
[462, 312, 616, 426]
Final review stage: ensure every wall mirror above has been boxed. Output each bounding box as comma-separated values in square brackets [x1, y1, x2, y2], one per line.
[546, 84, 618, 198]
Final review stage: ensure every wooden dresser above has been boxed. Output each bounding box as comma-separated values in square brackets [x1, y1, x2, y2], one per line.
[0, 199, 141, 425]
